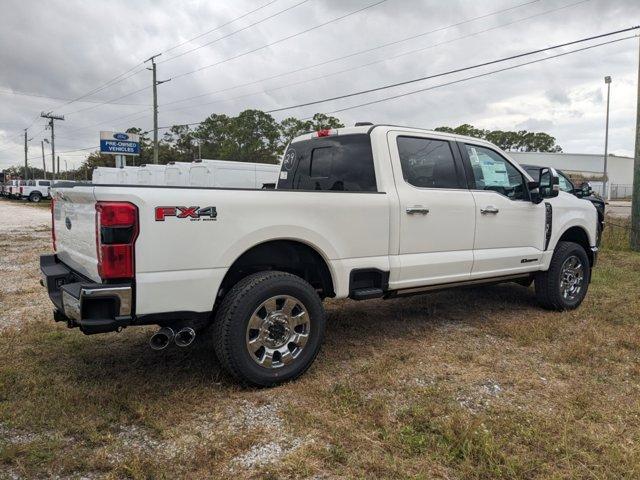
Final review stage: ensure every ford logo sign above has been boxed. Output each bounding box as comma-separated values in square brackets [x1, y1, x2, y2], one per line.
[114, 133, 129, 141]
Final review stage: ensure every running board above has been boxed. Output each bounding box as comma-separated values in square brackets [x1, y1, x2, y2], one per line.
[387, 273, 531, 298]
[351, 287, 384, 300]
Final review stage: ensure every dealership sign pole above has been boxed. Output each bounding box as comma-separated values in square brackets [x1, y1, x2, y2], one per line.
[99, 131, 140, 169]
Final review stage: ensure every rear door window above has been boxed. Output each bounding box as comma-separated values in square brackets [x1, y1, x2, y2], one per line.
[397, 136, 461, 189]
[278, 134, 377, 191]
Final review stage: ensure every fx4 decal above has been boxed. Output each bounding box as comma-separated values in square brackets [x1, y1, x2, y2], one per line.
[155, 206, 217, 222]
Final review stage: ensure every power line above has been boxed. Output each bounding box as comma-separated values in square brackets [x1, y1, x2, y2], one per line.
[161, 0, 281, 55]
[62, 108, 150, 135]
[22, 145, 100, 162]
[0, 87, 150, 106]
[159, 0, 588, 115]
[22, 35, 637, 165]
[321, 35, 639, 116]
[159, 0, 545, 110]
[56, 63, 147, 110]
[59, 0, 388, 117]
[64, 85, 151, 115]
[170, 0, 389, 81]
[58, 0, 309, 114]
[264, 26, 640, 114]
[55, 2, 289, 113]
[159, 0, 311, 63]
[150, 32, 637, 131]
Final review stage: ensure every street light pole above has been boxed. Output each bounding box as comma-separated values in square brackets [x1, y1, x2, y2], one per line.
[603, 75, 612, 201]
[41, 140, 46, 180]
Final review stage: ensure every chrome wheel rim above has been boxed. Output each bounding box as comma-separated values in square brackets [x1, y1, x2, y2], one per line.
[245, 295, 310, 369]
[560, 255, 584, 301]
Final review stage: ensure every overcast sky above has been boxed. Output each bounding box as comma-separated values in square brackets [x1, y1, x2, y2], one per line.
[1, 0, 639, 171]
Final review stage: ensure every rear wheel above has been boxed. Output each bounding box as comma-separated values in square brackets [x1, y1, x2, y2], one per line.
[212, 271, 326, 387]
[535, 241, 590, 310]
[29, 192, 42, 203]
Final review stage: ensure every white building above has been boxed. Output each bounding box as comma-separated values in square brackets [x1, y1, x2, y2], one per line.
[508, 152, 634, 199]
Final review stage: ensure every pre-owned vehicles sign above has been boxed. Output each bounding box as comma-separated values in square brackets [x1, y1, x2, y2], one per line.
[100, 131, 140, 155]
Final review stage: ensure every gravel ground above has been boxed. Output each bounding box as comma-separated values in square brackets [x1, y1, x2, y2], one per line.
[0, 199, 50, 233]
[607, 200, 631, 218]
[0, 199, 52, 331]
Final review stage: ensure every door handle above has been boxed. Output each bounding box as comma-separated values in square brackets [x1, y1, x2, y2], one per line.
[480, 206, 499, 214]
[406, 206, 430, 215]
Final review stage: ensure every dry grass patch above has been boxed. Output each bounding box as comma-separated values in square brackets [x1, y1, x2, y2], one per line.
[1, 214, 640, 478]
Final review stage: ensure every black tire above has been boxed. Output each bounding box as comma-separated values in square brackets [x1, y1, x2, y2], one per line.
[212, 271, 326, 387]
[29, 192, 42, 203]
[535, 241, 591, 311]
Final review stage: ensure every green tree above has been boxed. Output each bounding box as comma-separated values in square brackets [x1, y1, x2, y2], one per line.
[32, 110, 349, 177]
[220, 109, 282, 164]
[195, 113, 231, 160]
[279, 117, 309, 148]
[307, 113, 344, 131]
[435, 124, 562, 152]
[278, 113, 344, 151]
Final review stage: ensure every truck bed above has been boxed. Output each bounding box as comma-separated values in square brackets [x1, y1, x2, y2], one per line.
[52, 183, 391, 315]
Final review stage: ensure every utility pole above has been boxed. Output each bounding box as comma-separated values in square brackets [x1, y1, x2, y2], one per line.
[24, 130, 28, 180]
[603, 76, 612, 200]
[41, 140, 46, 180]
[41, 112, 64, 178]
[632, 35, 640, 251]
[145, 54, 170, 164]
[43, 138, 52, 179]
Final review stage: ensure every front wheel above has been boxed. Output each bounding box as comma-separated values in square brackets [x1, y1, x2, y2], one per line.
[535, 241, 591, 310]
[212, 271, 326, 387]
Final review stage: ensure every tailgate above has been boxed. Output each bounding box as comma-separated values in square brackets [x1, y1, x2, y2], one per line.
[53, 186, 101, 281]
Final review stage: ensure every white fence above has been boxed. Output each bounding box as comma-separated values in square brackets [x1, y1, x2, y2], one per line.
[588, 182, 632, 199]
[610, 184, 633, 199]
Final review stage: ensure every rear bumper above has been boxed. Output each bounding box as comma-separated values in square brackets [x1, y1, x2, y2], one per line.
[40, 254, 132, 334]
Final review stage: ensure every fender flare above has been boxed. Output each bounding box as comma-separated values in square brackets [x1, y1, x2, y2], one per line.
[214, 225, 339, 297]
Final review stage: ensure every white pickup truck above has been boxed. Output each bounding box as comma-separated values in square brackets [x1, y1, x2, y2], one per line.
[41, 124, 598, 386]
[5, 179, 25, 198]
[20, 179, 52, 202]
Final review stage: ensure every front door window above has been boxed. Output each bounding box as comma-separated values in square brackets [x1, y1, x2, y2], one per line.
[465, 145, 527, 200]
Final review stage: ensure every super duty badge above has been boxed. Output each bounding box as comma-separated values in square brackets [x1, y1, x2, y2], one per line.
[155, 206, 217, 221]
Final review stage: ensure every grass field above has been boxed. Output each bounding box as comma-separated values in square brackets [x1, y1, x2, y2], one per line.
[1, 208, 639, 479]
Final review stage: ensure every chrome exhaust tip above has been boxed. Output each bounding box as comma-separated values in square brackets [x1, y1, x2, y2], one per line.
[174, 327, 196, 347]
[149, 327, 174, 350]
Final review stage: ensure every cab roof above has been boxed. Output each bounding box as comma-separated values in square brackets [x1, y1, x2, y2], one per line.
[290, 124, 497, 149]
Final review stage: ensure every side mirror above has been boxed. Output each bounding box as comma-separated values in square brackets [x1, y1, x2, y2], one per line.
[580, 181, 593, 197]
[531, 167, 559, 203]
[540, 167, 560, 199]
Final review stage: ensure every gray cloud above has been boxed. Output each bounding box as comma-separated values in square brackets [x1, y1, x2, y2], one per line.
[1, 0, 639, 171]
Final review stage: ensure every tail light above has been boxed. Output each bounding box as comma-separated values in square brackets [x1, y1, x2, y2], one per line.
[19, 187, 23, 194]
[51, 198, 56, 251]
[95, 202, 138, 280]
